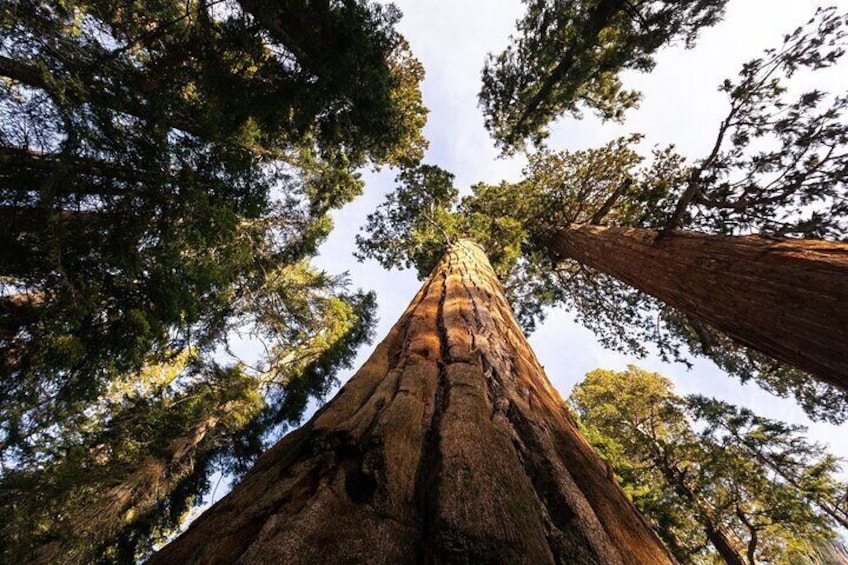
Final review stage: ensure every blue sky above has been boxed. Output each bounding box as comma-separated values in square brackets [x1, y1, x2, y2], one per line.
[313, 0, 848, 461]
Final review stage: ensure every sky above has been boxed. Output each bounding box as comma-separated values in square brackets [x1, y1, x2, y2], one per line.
[313, 0, 848, 457]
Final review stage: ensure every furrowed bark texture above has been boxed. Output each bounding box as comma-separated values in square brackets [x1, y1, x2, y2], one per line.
[150, 239, 674, 564]
[551, 226, 848, 391]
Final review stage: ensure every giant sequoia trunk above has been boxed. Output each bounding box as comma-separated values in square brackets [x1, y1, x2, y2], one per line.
[150, 239, 673, 564]
[550, 225, 848, 391]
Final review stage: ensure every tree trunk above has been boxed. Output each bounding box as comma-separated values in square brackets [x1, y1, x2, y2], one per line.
[704, 524, 747, 565]
[549, 225, 848, 391]
[658, 463, 746, 565]
[24, 399, 253, 565]
[150, 239, 674, 564]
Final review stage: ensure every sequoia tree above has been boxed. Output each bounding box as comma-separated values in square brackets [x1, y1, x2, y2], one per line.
[548, 227, 848, 391]
[151, 239, 674, 564]
[535, 7, 848, 400]
[469, 7, 848, 420]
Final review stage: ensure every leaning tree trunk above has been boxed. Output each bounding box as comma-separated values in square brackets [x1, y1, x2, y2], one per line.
[550, 225, 848, 391]
[24, 398, 254, 565]
[659, 464, 746, 565]
[150, 239, 674, 564]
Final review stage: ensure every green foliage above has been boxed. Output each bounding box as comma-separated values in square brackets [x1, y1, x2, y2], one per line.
[0, 358, 263, 564]
[0, 0, 425, 460]
[687, 395, 848, 531]
[481, 8, 848, 423]
[0, 267, 377, 564]
[570, 366, 842, 564]
[237, 0, 429, 166]
[355, 164, 528, 280]
[479, 0, 727, 152]
[355, 165, 459, 278]
[676, 6, 848, 238]
[354, 134, 682, 305]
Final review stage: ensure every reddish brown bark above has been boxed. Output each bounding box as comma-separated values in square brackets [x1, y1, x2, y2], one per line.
[705, 523, 747, 565]
[150, 239, 674, 564]
[550, 225, 848, 391]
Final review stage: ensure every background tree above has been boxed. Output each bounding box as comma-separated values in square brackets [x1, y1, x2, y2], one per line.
[0, 0, 422, 561]
[0, 268, 377, 564]
[479, 0, 728, 152]
[569, 366, 844, 565]
[0, 2, 426, 433]
[0, 0, 425, 472]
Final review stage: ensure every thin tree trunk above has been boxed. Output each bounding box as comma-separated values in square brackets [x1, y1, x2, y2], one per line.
[704, 524, 748, 565]
[150, 239, 674, 564]
[658, 463, 746, 565]
[549, 225, 848, 391]
[25, 399, 251, 565]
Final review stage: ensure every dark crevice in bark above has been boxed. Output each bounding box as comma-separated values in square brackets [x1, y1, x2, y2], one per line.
[456, 259, 481, 359]
[500, 384, 604, 563]
[413, 269, 450, 565]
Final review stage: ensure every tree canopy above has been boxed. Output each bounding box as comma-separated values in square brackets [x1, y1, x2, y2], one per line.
[0, 0, 426, 457]
[479, 0, 728, 152]
[570, 366, 846, 564]
[0, 270, 376, 564]
[0, 0, 419, 561]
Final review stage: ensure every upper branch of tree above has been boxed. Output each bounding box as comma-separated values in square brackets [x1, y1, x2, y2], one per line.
[668, 7, 848, 238]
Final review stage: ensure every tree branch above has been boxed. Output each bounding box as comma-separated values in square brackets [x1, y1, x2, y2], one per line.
[589, 177, 632, 225]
